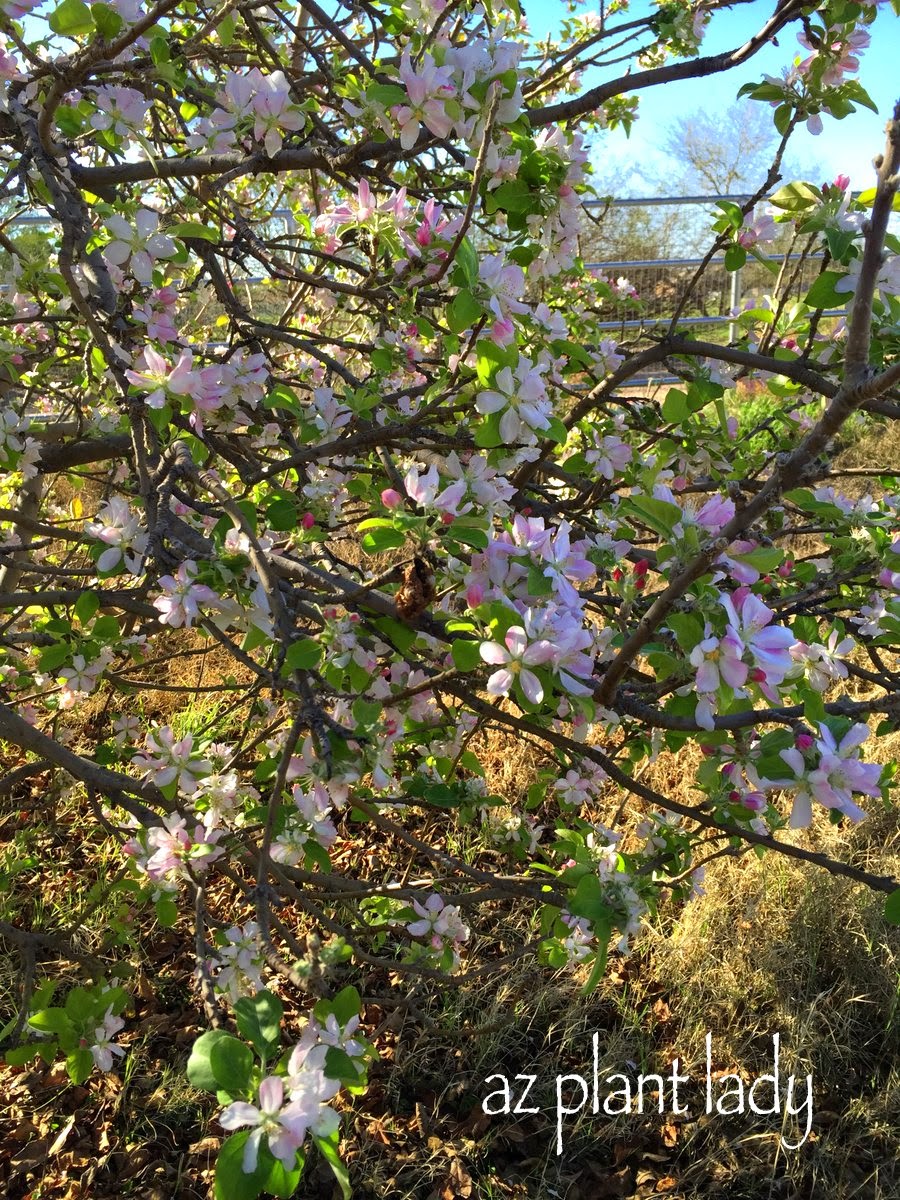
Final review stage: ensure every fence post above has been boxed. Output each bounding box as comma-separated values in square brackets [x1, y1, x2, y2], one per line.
[728, 265, 742, 344]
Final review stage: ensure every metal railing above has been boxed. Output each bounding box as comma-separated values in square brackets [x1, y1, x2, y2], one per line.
[574, 192, 853, 385]
[4, 194, 851, 391]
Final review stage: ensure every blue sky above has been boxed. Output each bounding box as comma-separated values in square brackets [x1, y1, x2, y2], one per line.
[524, 0, 898, 195]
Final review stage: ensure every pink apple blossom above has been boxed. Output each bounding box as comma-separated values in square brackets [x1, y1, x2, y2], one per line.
[152, 561, 220, 628]
[104, 210, 175, 285]
[480, 625, 555, 704]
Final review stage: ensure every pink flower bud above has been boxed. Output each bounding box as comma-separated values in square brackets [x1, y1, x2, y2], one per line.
[777, 561, 793, 577]
[491, 318, 515, 347]
[466, 583, 484, 607]
[749, 668, 767, 683]
[742, 792, 765, 812]
[441, 511, 454, 525]
[796, 733, 814, 752]
[381, 488, 402, 508]
[834, 173, 850, 192]
[301, 512, 315, 530]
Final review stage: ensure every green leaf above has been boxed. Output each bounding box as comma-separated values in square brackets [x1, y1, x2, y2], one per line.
[56, 105, 84, 136]
[28, 1008, 73, 1036]
[447, 289, 482, 334]
[264, 384, 302, 415]
[447, 522, 488, 550]
[366, 82, 408, 108]
[66, 1047, 95, 1084]
[351, 697, 382, 728]
[92, 615, 120, 641]
[265, 496, 298, 531]
[285, 638, 321, 671]
[155, 895, 178, 928]
[216, 11, 235, 44]
[91, 3, 123, 39]
[473, 411, 503, 449]
[661, 389, 690, 424]
[234, 989, 283, 1057]
[357, 517, 394, 531]
[187, 1029, 241, 1093]
[4, 1042, 44, 1066]
[544, 416, 568, 444]
[372, 616, 417, 655]
[74, 590, 100, 625]
[724, 244, 747, 272]
[885, 888, 900, 926]
[215, 1131, 269, 1200]
[323, 1046, 360, 1082]
[550, 339, 593, 370]
[330, 985, 362, 1028]
[451, 638, 481, 672]
[169, 222, 219, 242]
[620, 496, 682, 539]
[313, 1128, 351, 1200]
[64, 987, 96, 1022]
[667, 611, 704, 652]
[258, 1146, 304, 1198]
[730, 545, 783, 574]
[209, 1036, 254, 1094]
[485, 178, 534, 215]
[580, 924, 611, 996]
[773, 104, 792, 137]
[455, 237, 479, 288]
[40, 642, 72, 673]
[804, 270, 848, 309]
[825, 227, 856, 261]
[149, 35, 170, 64]
[49, 0, 93, 36]
[768, 181, 820, 212]
[841, 79, 878, 113]
[567, 873, 614, 926]
[361, 527, 405, 554]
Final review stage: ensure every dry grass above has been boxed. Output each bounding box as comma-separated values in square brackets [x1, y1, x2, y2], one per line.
[333, 799, 900, 1199]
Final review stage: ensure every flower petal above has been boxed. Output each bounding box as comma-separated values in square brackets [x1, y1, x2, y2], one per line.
[519, 668, 544, 705]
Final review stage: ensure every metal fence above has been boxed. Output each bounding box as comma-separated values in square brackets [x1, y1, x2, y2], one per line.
[580, 192, 830, 340]
[4, 195, 843, 389]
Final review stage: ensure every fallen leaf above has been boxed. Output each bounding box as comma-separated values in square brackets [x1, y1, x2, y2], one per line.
[49, 1114, 76, 1155]
[652, 999, 671, 1023]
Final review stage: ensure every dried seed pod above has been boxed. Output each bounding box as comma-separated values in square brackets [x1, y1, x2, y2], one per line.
[395, 555, 436, 620]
